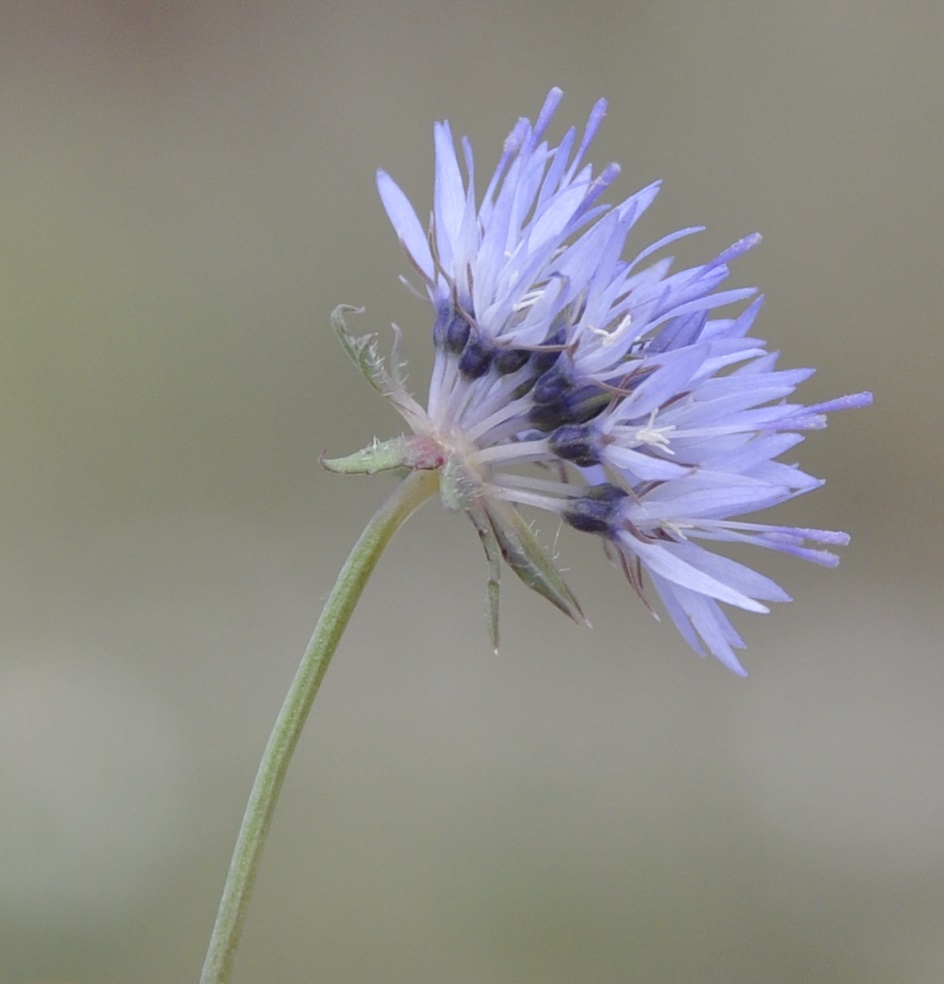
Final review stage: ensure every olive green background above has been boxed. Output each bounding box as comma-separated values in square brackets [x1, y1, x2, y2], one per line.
[2, 3, 941, 983]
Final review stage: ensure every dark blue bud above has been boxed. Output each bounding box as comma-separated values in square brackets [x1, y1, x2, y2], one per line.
[529, 398, 569, 431]
[586, 482, 631, 502]
[533, 366, 572, 404]
[510, 375, 538, 401]
[531, 326, 567, 374]
[530, 384, 610, 431]
[493, 347, 531, 375]
[567, 386, 610, 424]
[563, 484, 628, 536]
[444, 314, 472, 354]
[549, 424, 601, 467]
[458, 336, 494, 379]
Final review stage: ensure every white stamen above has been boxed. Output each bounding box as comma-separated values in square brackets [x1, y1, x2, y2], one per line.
[512, 285, 548, 313]
[660, 519, 694, 540]
[589, 311, 633, 348]
[634, 410, 676, 452]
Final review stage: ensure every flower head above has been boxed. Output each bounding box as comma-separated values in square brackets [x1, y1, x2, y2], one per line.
[329, 88, 871, 675]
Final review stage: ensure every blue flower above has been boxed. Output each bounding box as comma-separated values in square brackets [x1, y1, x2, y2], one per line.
[344, 87, 871, 675]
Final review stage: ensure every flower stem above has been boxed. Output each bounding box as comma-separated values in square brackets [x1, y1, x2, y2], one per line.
[199, 469, 440, 984]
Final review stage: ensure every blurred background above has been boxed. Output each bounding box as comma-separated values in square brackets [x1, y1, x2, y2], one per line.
[1, 2, 941, 982]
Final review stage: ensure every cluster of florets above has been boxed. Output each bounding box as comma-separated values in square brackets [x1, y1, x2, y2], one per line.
[364, 87, 870, 675]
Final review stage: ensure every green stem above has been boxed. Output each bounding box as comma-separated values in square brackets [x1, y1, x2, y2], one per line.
[199, 469, 440, 984]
